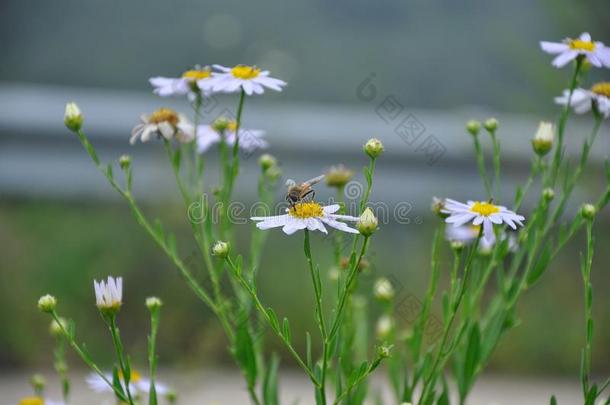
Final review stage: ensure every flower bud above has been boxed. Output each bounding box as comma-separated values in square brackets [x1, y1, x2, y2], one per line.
[483, 117, 498, 132]
[542, 187, 555, 202]
[581, 203, 597, 220]
[329, 266, 340, 282]
[450, 240, 465, 252]
[326, 165, 354, 188]
[466, 120, 481, 136]
[265, 165, 283, 181]
[30, 374, 46, 393]
[357, 208, 378, 236]
[373, 277, 395, 301]
[145, 297, 163, 311]
[364, 138, 384, 159]
[38, 294, 57, 313]
[212, 116, 231, 132]
[49, 317, 68, 337]
[377, 344, 392, 358]
[376, 314, 394, 340]
[258, 154, 277, 171]
[166, 390, 178, 403]
[212, 241, 230, 258]
[532, 121, 554, 156]
[119, 155, 132, 170]
[64, 102, 83, 132]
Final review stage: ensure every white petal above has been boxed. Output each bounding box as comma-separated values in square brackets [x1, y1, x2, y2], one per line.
[540, 41, 569, 54]
[552, 51, 578, 68]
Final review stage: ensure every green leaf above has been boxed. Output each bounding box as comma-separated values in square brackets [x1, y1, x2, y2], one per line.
[263, 353, 280, 405]
[549, 395, 557, 405]
[462, 323, 481, 394]
[266, 308, 280, 332]
[526, 245, 552, 287]
[282, 318, 291, 343]
[234, 311, 258, 388]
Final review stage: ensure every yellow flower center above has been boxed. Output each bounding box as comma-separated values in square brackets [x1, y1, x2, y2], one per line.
[231, 65, 261, 80]
[470, 201, 500, 216]
[289, 202, 324, 218]
[182, 69, 211, 81]
[226, 121, 238, 132]
[592, 82, 610, 98]
[19, 397, 44, 405]
[149, 108, 179, 126]
[118, 370, 141, 382]
[569, 39, 595, 52]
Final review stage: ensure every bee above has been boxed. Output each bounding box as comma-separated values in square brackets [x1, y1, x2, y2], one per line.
[285, 174, 325, 207]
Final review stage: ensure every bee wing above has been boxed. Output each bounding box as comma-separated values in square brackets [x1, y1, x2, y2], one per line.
[285, 179, 296, 188]
[303, 174, 325, 186]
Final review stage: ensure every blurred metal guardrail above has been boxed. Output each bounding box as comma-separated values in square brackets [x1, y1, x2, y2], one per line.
[1, 82, 608, 214]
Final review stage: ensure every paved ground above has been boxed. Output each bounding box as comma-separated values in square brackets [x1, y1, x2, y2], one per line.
[1, 369, 584, 404]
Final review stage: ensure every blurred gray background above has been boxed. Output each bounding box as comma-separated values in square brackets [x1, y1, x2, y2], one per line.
[2, 0, 610, 400]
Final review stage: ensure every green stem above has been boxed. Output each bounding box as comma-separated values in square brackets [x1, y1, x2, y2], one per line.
[224, 256, 320, 385]
[581, 220, 595, 397]
[54, 334, 70, 402]
[148, 308, 161, 405]
[489, 130, 501, 198]
[419, 229, 482, 404]
[50, 311, 129, 402]
[108, 315, 135, 405]
[473, 136, 492, 199]
[549, 57, 583, 187]
[304, 230, 328, 404]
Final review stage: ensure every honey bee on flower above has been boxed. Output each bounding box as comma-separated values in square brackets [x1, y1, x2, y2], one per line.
[540, 32, 610, 68]
[201, 64, 287, 95]
[442, 199, 524, 243]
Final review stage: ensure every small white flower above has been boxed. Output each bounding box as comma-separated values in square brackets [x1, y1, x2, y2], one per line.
[202, 64, 286, 95]
[532, 121, 554, 155]
[251, 202, 360, 235]
[93, 276, 123, 312]
[196, 122, 267, 154]
[442, 199, 524, 244]
[130, 108, 194, 145]
[540, 32, 610, 68]
[555, 82, 610, 118]
[86, 371, 169, 397]
[149, 66, 214, 100]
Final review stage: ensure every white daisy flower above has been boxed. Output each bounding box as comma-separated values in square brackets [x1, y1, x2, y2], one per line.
[86, 371, 169, 397]
[130, 108, 195, 145]
[442, 199, 524, 244]
[196, 121, 268, 154]
[445, 224, 518, 253]
[540, 32, 610, 68]
[202, 64, 286, 95]
[93, 276, 122, 312]
[149, 66, 214, 99]
[555, 82, 610, 118]
[251, 202, 360, 235]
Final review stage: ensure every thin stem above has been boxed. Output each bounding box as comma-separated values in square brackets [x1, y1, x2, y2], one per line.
[108, 315, 135, 405]
[549, 57, 582, 187]
[328, 236, 370, 342]
[53, 333, 70, 402]
[489, 130, 501, 198]
[304, 230, 328, 404]
[148, 308, 161, 405]
[473, 135, 492, 199]
[224, 256, 320, 385]
[581, 220, 595, 397]
[418, 229, 482, 404]
[50, 311, 129, 402]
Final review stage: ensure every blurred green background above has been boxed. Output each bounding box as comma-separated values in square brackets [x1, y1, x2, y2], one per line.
[2, 0, 610, 378]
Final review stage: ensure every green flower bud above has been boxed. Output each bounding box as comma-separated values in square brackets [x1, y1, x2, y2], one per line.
[119, 155, 132, 170]
[483, 117, 498, 132]
[30, 374, 46, 393]
[377, 344, 392, 358]
[364, 138, 384, 159]
[325, 164, 354, 188]
[532, 122, 554, 156]
[466, 120, 482, 136]
[64, 102, 83, 132]
[145, 297, 163, 311]
[38, 295, 57, 313]
[49, 317, 68, 337]
[376, 315, 394, 340]
[450, 240, 465, 252]
[581, 203, 597, 220]
[542, 187, 555, 202]
[357, 208, 378, 236]
[258, 154, 277, 171]
[212, 241, 230, 258]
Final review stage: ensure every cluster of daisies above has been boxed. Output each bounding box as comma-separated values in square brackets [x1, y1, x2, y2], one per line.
[542, 32, 610, 118]
[131, 64, 286, 153]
